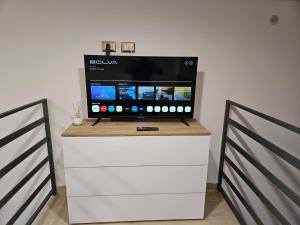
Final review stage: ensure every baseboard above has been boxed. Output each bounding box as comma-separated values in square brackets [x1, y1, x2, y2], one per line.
[206, 183, 217, 191]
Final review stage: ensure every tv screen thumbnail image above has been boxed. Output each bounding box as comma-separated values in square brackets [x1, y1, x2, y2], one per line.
[118, 86, 136, 100]
[174, 87, 192, 101]
[156, 86, 173, 100]
[138, 86, 155, 100]
[91, 85, 116, 100]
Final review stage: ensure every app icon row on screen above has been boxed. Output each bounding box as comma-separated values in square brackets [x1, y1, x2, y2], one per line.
[92, 105, 192, 113]
[91, 85, 192, 101]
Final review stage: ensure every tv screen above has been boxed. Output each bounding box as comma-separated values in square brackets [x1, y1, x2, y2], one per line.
[84, 55, 198, 118]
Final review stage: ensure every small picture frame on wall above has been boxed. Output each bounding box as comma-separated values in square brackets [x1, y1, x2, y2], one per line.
[121, 42, 135, 53]
[101, 41, 116, 52]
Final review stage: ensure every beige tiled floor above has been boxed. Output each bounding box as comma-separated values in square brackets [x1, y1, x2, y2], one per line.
[37, 187, 239, 225]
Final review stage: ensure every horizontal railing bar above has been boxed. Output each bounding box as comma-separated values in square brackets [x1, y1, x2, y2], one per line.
[218, 186, 247, 225]
[6, 174, 51, 225]
[0, 138, 47, 179]
[0, 99, 46, 119]
[227, 137, 300, 207]
[224, 155, 291, 225]
[0, 117, 45, 148]
[228, 100, 300, 134]
[25, 190, 53, 225]
[222, 173, 264, 225]
[228, 118, 300, 170]
[0, 157, 49, 209]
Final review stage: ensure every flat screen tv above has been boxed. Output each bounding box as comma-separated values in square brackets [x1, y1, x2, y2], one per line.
[84, 55, 198, 119]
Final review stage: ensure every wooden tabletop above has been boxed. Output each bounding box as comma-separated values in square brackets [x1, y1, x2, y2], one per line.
[61, 118, 210, 137]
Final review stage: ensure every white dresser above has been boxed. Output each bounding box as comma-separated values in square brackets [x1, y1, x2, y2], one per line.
[62, 119, 210, 224]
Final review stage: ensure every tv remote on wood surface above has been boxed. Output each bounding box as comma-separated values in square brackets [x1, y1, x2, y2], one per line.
[136, 127, 159, 131]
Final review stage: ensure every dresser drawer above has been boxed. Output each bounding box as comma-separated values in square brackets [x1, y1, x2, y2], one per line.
[62, 136, 210, 167]
[65, 165, 207, 196]
[67, 193, 205, 223]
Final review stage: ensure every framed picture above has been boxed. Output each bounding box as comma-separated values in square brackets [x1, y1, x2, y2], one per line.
[101, 41, 116, 52]
[121, 42, 135, 53]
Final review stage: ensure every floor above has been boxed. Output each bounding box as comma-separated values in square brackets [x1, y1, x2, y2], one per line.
[36, 187, 239, 225]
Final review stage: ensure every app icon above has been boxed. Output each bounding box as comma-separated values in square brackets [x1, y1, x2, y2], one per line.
[139, 106, 146, 112]
[116, 106, 123, 112]
[100, 105, 107, 112]
[147, 106, 153, 112]
[154, 106, 161, 112]
[131, 106, 138, 112]
[162, 106, 168, 112]
[92, 105, 100, 112]
[169, 106, 176, 112]
[177, 106, 183, 112]
[108, 105, 115, 112]
[185, 106, 191, 113]
[124, 106, 130, 112]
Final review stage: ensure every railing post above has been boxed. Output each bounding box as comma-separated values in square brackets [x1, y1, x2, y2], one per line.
[217, 100, 231, 191]
[42, 99, 57, 195]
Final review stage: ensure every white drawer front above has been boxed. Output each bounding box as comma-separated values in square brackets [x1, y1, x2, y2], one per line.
[62, 136, 210, 167]
[65, 166, 208, 196]
[67, 193, 205, 223]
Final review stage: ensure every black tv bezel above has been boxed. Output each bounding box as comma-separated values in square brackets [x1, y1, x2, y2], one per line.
[84, 55, 198, 119]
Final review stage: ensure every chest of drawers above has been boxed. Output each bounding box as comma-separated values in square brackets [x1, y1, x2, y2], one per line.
[62, 119, 210, 224]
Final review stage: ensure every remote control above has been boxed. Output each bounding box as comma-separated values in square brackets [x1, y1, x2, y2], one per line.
[137, 126, 159, 131]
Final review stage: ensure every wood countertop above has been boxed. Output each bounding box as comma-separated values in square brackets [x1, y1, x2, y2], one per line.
[61, 118, 210, 137]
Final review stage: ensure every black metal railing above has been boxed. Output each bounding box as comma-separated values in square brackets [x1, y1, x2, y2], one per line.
[217, 100, 300, 225]
[0, 99, 56, 225]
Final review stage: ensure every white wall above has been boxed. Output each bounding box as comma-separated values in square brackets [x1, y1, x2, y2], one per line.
[1, 0, 300, 184]
[0, 0, 299, 223]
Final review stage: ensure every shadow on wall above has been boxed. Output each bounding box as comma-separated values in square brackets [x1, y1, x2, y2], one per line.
[46, 100, 70, 185]
[232, 107, 300, 187]
[196, 72, 219, 184]
[78, 69, 205, 120]
[79, 68, 88, 119]
[10, 106, 43, 159]
[0, 105, 44, 163]
[194, 72, 204, 120]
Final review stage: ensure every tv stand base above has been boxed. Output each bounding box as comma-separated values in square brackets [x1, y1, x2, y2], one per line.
[92, 118, 101, 126]
[180, 117, 190, 127]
